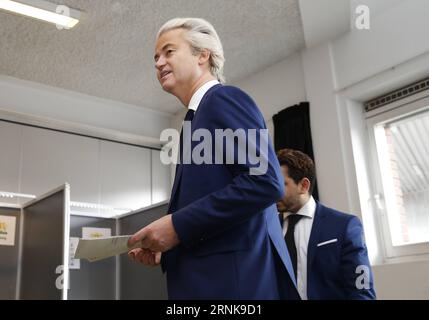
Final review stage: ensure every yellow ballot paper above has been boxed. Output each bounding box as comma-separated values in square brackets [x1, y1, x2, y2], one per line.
[74, 235, 141, 262]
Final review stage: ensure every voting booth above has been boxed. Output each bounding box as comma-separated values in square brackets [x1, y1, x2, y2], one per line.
[0, 204, 21, 300]
[0, 185, 70, 300]
[0, 184, 168, 300]
[118, 203, 168, 300]
[69, 201, 168, 300]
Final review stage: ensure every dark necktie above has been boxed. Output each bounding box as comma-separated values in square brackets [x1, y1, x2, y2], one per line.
[184, 108, 195, 122]
[285, 214, 303, 280]
[179, 109, 195, 164]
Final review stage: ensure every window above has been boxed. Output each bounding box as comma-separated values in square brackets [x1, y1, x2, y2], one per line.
[367, 93, 429, 259]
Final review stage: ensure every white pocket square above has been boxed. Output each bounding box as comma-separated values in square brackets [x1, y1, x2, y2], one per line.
[317, 239, 338, 247]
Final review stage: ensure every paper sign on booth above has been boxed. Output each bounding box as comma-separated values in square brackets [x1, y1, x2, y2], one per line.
[82, 227, 111, 239]
[0, 215, 16, 246]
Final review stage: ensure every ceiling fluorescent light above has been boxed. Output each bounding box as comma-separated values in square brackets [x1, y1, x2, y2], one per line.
[0, 191, 36, 199]
[0, 0, 81, 29]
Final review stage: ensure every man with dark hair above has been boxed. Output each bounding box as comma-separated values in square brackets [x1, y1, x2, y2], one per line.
[276, 148, 376, 300]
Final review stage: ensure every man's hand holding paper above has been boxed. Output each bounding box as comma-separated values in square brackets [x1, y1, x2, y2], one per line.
[127, 214, 180, 267]
[74, 235, 140, 262]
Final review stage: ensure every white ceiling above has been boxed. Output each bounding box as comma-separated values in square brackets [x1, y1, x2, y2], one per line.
[0, 0, 306, 114]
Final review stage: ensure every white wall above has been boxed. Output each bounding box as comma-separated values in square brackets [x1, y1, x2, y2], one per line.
[373, 261, 429, 299]
[333, 0, 429, 90]
[0, 75, 171, 142]
[300, 0, 429, 299]
[98, 140, 152, 210]
[302, 44, 352, 212]
[232, 53, 307, 139]
[170, 108, 187, 132]
[0, 120, 171, 212]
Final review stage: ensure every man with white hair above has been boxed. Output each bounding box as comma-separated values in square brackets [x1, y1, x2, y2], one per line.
[128, 18, 299, 300]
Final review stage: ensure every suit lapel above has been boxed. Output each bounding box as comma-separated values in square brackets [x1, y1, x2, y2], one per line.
[168, 163, 183, 213]
[266, 212, 298, 287]
[307, 203, 326, 271]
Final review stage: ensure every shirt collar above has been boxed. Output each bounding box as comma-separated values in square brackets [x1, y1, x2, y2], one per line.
[282, 196, 316, 220]
[188, 80, 220, 113]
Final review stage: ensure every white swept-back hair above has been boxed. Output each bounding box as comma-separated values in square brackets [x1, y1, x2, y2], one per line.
[157, 18, 226, 83]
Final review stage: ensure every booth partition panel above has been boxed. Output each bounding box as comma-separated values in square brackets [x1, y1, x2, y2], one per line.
[0, 207, 21, 300]
[20, 187, 69, 300]
[69, 216, 117, 300]
[119, 204, 168, 300]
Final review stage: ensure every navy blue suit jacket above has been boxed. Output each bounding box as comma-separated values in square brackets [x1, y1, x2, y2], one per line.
[163, 84, 299, 300]
[307, 203, 376, 299]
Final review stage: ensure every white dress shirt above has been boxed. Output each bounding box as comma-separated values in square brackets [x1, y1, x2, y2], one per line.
[188, 79, 220, 113]
[281, 196, 316, 300]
